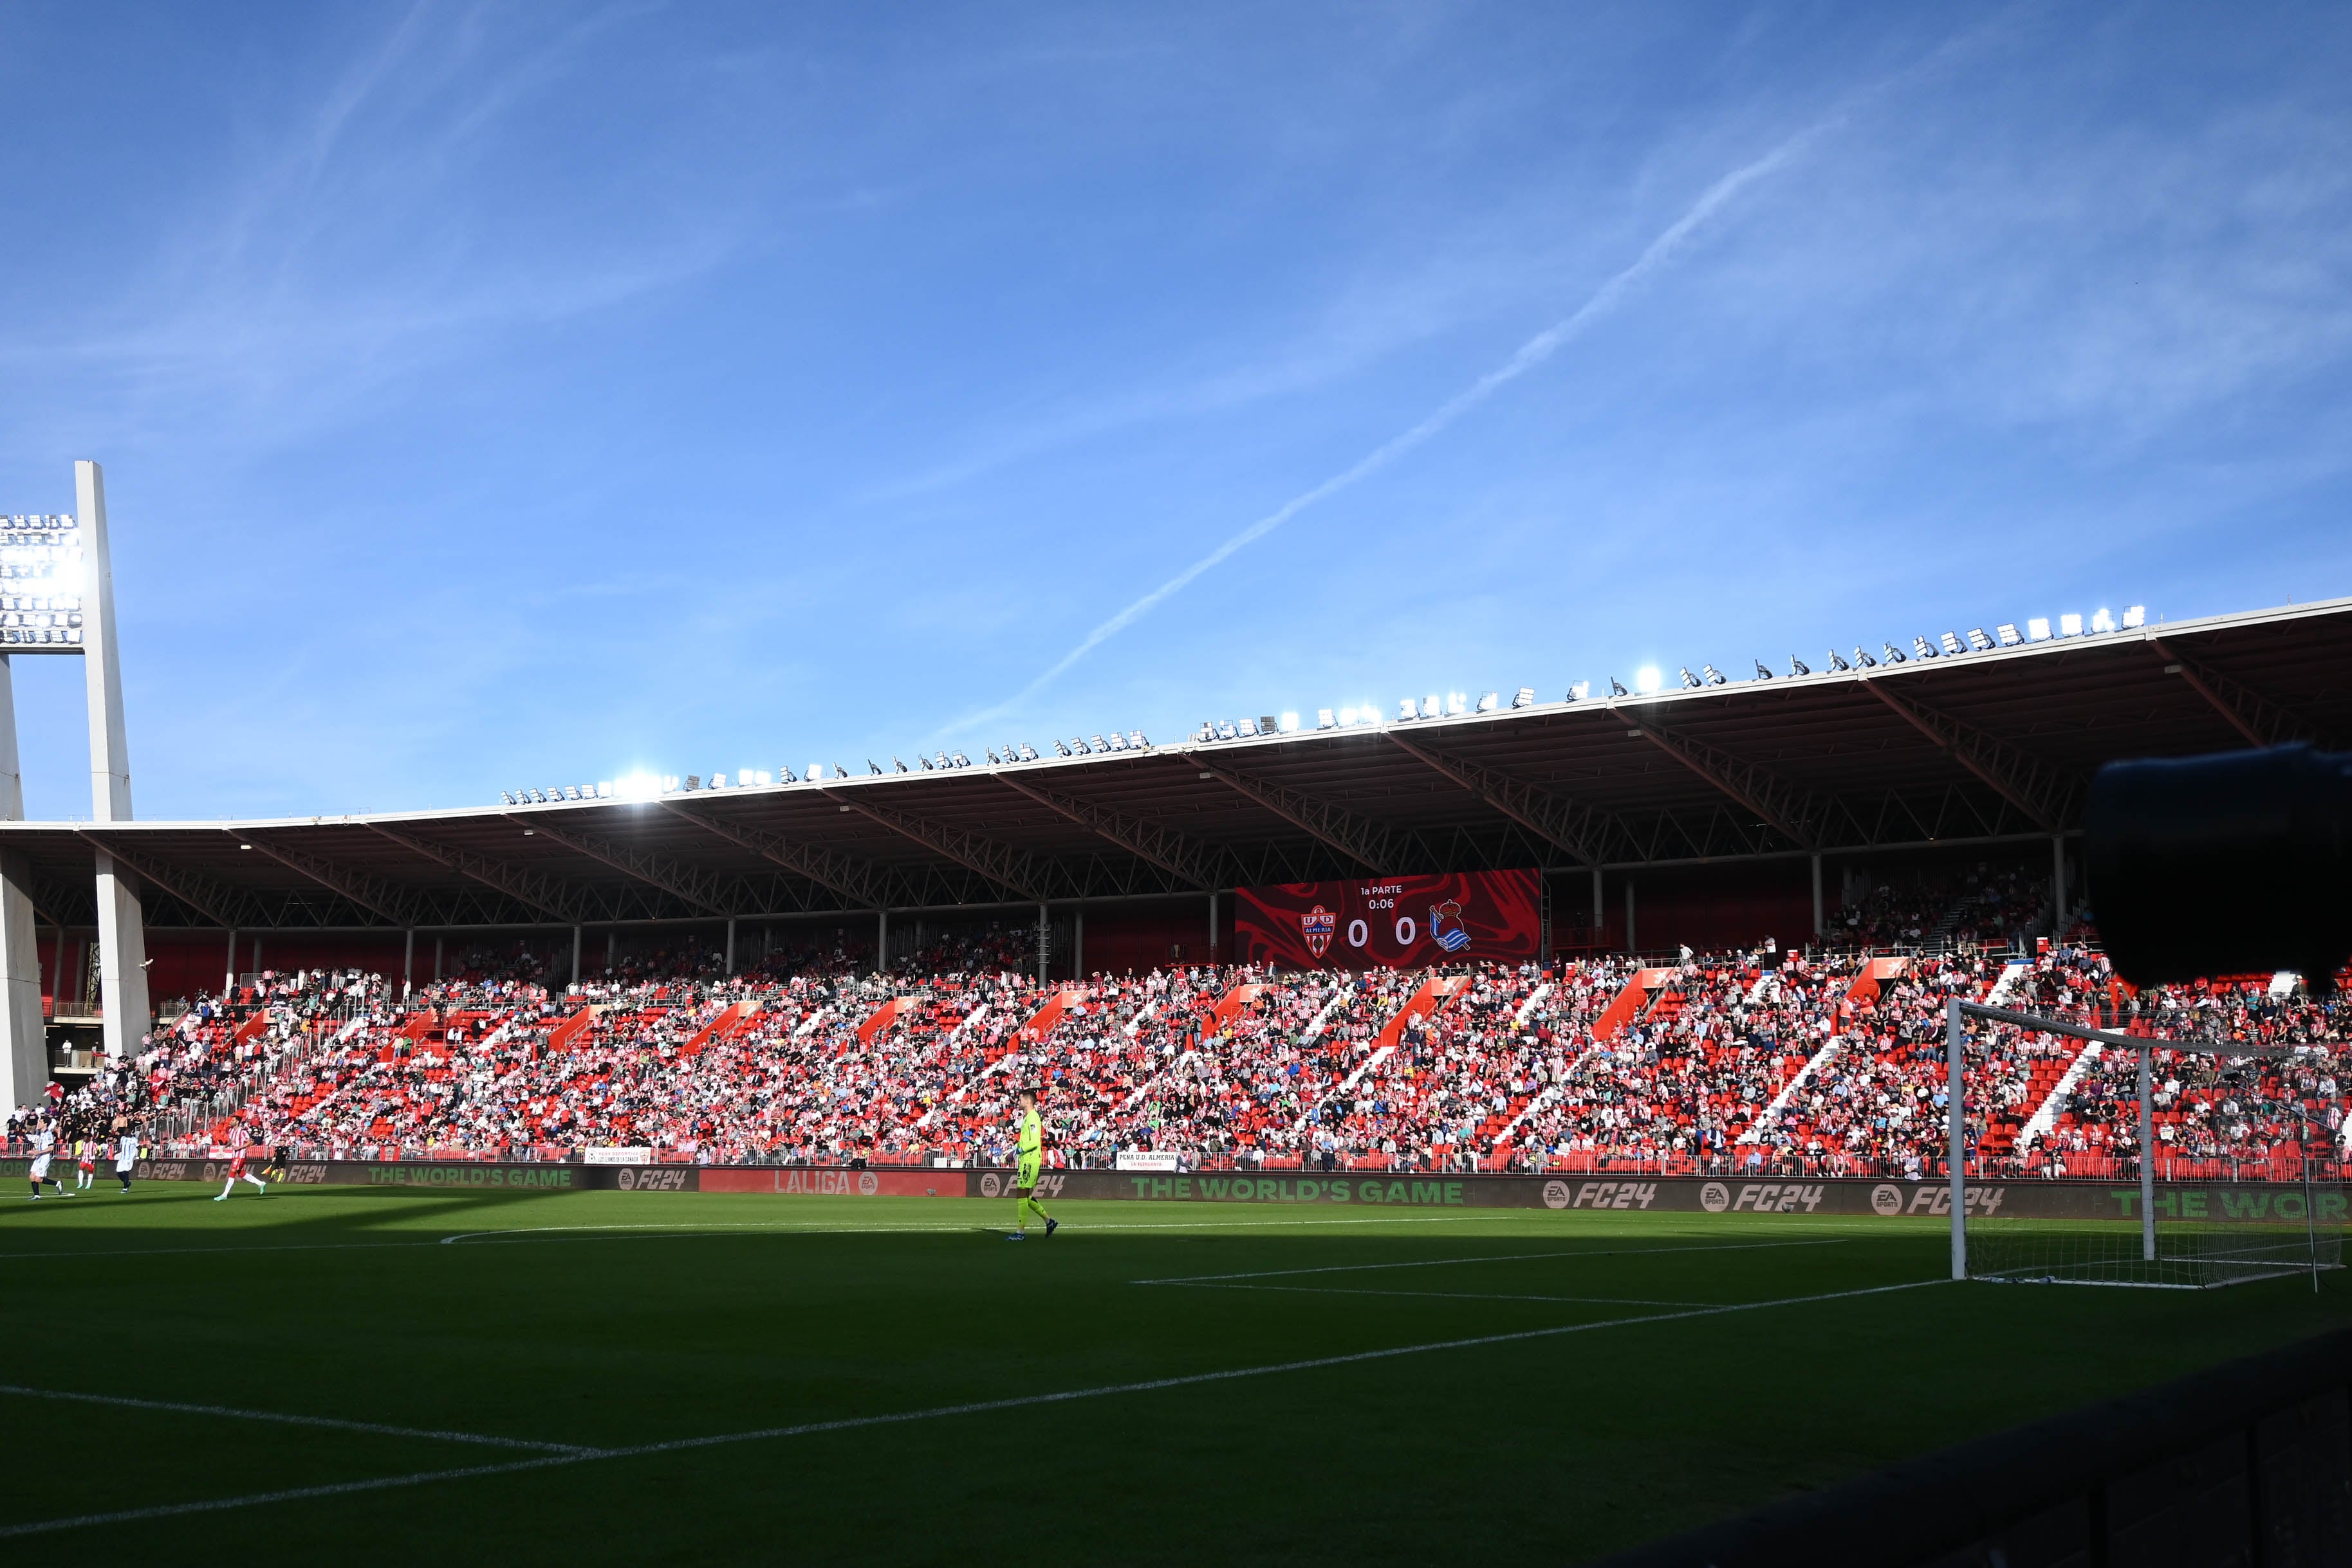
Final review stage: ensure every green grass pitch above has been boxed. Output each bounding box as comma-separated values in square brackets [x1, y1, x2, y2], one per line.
[0, 1182, 2342, 1561]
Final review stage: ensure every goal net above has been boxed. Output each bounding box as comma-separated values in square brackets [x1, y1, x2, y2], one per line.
[1950, 1004, 2344, 1290]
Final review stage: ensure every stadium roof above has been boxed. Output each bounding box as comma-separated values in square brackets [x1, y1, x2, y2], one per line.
[5, 596, 2347, 932]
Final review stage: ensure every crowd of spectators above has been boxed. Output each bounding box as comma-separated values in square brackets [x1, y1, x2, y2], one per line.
[8, 934, 2347, 1183]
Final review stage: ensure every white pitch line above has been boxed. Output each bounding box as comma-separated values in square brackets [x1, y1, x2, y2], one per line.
[1163, 1284, 1714, 1307]
[0, 1212, 1482, 1263]
[0, 1385, 595, 1455]
[0, 1275, 1945, 1539]
[1132, 1234, 1851, 1286]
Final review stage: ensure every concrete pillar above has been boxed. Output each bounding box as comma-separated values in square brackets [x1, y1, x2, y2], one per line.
[223, 928, 237, 998]
[724, 918, 736, 976]
[570, 925, 582, 988]
[0, 655, 46, 1103]
[1811, 853, 1824, 939]
[79, 463, 148, 1060]
[401, 929, 413, 996]
[1624, 879, 1636, 954]
[1591, 867, 1603, 948]
[876, 909, 888, 975]
[2051, 835, 2068, 932]
[1207, 891, 1218, 964]
[1074, 906, 1085, 979]
[432, 935, 443, 984]
[1037, 903, 1050, 984]
[605, 928, 616, 973]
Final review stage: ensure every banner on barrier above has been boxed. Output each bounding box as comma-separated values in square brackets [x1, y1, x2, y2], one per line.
[1235, 869, 1540, 969]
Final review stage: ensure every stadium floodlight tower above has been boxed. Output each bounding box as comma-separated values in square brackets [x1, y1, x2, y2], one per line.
[0, 461, 144, 1110]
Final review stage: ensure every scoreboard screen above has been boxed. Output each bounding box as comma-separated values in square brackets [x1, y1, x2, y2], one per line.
[1236, 869, 1540, 970]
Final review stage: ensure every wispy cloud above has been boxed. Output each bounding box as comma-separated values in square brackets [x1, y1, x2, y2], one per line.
[950, 120, 1828, 735]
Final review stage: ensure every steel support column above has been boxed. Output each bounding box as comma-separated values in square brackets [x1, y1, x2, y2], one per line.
[2052, 835, 2068, 931]
[1037, 903, 1049, 984]
[1811, 853, 1824, 938]
[80, 462, 147, 1059]
[571, 925, 583, 989]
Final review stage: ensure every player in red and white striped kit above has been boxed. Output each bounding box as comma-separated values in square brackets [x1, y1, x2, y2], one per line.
[214, 1150, 267, 1201]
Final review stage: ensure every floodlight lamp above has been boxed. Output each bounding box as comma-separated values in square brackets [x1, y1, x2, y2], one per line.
[1337, 706, 1357, 726]
[2027, 618, 2050, 641]
[1881, 643, 1905, 665]
[2122, 605, 2146, 629]
[1127, 730, 1145, 748]
[1608, 677, 1628, 697]
[1358, 704, 1380, 725]
[1512, 687, 1535, 709]
[1678, 667, 1701, 689]
[1828, 650, 1850, 672]
[501, 791, 518, 805]
[1444, 693, 1467, 715]
[662, 775, 680, 792]
[1634, 666, 1661, 694]
[1935, 632, 1960, 656]
[1398, 699, 1416, 720]
[986, 748, 1002, 764]
[1055, 739, 1072, 756]
[1233, 720, 1254, 739]
[1319, 708, 1338, 729]
[1967, 628, 1993, 652]
[1913, 637, 1937, 659]
[1279, 712, 1300, 732]
[1476, 692, 1497, 713]
[1090, 734, 1109, 752]
[1019, 744, 1039, 761]
[1701, 665, 1726, 687]
[2090, 607, 2116, 633]
[1217, 721, 1237, 740]
[2060, 613, 2082, 637]
[807, 763, 826, 780]
[1754, 661, 1775, 679]
[563, 786, 582, 800]
[617, 772, 662, 800]
[1570, 681, 1591, 701]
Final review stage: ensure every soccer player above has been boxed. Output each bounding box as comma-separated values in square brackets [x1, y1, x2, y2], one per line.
[215, 1149, 267, 1202]
[74, 1141, 95, 1190]
[1005, 1085, 1057, 1241]
[26, 1129, 65, 1199]
[113, 1120, 139, 1194]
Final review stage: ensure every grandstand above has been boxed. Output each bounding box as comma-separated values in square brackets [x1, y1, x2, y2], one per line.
[5, 591, 2350, 1179]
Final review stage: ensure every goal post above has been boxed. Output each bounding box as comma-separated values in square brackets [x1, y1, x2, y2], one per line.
[1946, 997, 2342, 1290]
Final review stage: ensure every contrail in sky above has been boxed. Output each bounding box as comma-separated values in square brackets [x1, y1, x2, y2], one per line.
[963, 121, 1828, 734]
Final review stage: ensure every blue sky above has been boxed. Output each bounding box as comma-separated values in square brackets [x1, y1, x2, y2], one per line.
[1, 2, 2347, 822]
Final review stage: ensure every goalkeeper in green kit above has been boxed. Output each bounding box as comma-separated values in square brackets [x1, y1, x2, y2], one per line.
[1005, 1085, 1058, 1241]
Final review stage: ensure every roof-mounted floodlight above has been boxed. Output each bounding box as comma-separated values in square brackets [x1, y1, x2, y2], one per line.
[2060, 613, 2082, 637]
[1570, 681, 1591, 701]
[2090, 608, 2116, 633]
[1476, 692, 1497, 712]
[1789, 655, 1811, 676]
[1317, 708, 1337, 729]
[1828, 650, 1850, 672]
[2027, 618, 2050, 641]
[1512, 687, 1535, 708]
[1967, 628, 1994, 652]
[1940, 632, 1964, 655]
[2122, 605, 2146, 629]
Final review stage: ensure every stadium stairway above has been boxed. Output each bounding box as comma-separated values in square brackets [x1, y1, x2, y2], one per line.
[2009, 1041, 2102, 1158]
[1594, 968, 1674, 1042]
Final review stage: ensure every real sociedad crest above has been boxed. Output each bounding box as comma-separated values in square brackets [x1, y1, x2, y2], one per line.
[1301, 904, 1336, 959]
[1430, 898, 1472, 953]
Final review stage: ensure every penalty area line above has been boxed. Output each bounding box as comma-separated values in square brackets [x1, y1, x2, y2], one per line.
[0, 1276, 1945, 1538]
[1132, 1234, 1850, 1286]
[0, 1385, 597, 1456]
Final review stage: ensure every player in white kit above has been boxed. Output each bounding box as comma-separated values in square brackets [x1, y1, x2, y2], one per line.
[26, 1129, 66, 1199]
[114, 1123, 140, 1193]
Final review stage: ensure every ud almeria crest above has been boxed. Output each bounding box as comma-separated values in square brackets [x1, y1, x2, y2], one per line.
[1301, 904, 1336, 959]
